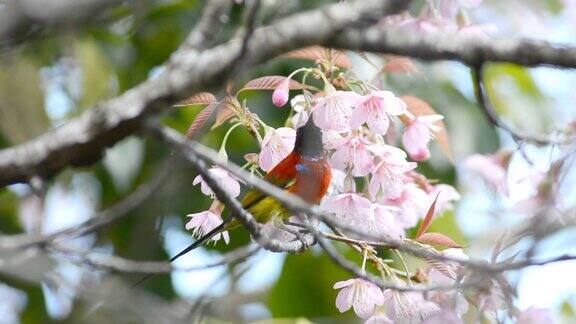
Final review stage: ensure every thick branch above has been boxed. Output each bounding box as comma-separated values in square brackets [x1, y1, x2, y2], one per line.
[2, 0, 576, 188]
[0, 0, 123, 46]
[0, 0, 407, 187]
[334, 26, 576, 68]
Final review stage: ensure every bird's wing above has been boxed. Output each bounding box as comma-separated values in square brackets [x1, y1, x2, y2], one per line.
[241, 152, 299, 210]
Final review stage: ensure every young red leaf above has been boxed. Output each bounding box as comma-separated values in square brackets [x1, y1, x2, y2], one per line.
[423, 257, 457, 280]
[185, 103, 217, 139]
[211, 96, 240, 130]
[401, 95, 453, 162]
[238, 76, 310, 94]
[382, 55, 421, 75]
[174, 92, 217, 108]
[282, 46, 351, 68]
[415, 193, 440, 239]
[416, 232, 462, 248]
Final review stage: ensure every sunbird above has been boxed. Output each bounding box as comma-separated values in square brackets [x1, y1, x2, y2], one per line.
[133, 117, 331, 287]
[172, 116, 332, 262]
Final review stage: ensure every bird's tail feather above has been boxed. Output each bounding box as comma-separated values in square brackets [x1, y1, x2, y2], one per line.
[131, 215, 233, 289]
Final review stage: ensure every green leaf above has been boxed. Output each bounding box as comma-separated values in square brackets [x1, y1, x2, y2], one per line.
[268, 250, 352, 319]
[0, 58, 49, 144]
[75, 38, 115, 110]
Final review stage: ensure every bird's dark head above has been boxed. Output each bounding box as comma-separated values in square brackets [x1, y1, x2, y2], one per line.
[294, 117, 324, 159]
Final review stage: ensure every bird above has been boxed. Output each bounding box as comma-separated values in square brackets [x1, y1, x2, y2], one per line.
[175, 116, 331, 259]
[132, 117, 331, 287]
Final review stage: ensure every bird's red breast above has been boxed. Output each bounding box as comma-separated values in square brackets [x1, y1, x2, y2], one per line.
[288, 155, 332, 204]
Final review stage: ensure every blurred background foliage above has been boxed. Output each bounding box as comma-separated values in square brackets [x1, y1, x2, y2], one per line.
[1, 0, 576, 322]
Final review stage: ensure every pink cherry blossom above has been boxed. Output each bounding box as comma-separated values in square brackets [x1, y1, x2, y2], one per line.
[186, 204, 229, 244]
[430, 184, 461, 215]
[334, 278, 385, 319]
[387, 14, 442, 36]
[369, 146, 417, 199]
[323, 193, 373, 220]
[383, 290, 441, 323]
[272, 78, 290, 107]
[312, 89, 360, 132]
[193, 166, 243, 198]
[290, 94, 310, 127]
[402, 114, 444, 161]
[463, 152, 510, 195]
[382, 183, 430, 228]
[428, 248, 468, 285]
[259, 127, 296, 171]
[422, 310, 463, 324]
[322, 130, 343, 150]
[516, 306, 554, 324]
[427, 249, 469, 318]
[437, 0, 482, 20]
[327, 169, 349, 195]
[323, 192, 375, 236]
[372, 203, 405, 238]
[457, 23, 497, 38]
[331, 133, 374, 176]
[365, 314, 393, 324]
[350, 91, 407, 134]
[427, 292, 468, 320]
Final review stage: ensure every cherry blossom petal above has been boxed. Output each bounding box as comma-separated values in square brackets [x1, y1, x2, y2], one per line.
[193, 166, 243, 198]
[516, 306, 554, 324]
[259, 127, 297, 171]
[365, 314, 394, 324]
[313, 91, 360, 132]
[185, 209, 229, 244]
[335, 287, 353, 313]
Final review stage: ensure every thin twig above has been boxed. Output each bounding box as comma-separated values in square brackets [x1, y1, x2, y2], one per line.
[472, 64, 572, 146]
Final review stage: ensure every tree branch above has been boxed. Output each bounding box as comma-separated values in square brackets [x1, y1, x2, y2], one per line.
[472, 64, 570, 145]
[149, 123, 576, 291]
[50, 243, 260, 274]
[335, 26, 576, 68]
[3, 0, 576, 187]
[0, 0, 124, 47]
[0, 0, 406, 187]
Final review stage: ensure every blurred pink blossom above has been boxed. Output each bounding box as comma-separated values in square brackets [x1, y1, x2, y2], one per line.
[402, 115, 444, 161]
[422, 309, 463, 324]
[464, 152, 510, 195]
[437, 0, 483, 20]
[334, 278, 384, 318]
[193, 166, 243, 198]
[427, 249, 470, 318]
[312, 89, 360, 132]
[516, 306, 554, 324]
[430, 184, 461, 215]
[350, 91, 407, 134]
[365, 314, 393, 324]
[383, 290, 441, 323]
[259, 127, 296, 171]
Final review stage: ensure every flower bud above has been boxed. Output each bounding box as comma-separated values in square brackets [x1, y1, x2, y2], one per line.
[272, 78, 290, 107]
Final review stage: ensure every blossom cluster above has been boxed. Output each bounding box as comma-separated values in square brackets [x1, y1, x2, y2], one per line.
[385, 0, 496, 38]
[180, 1, 556, 322]
[187, 72, 466, 321]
